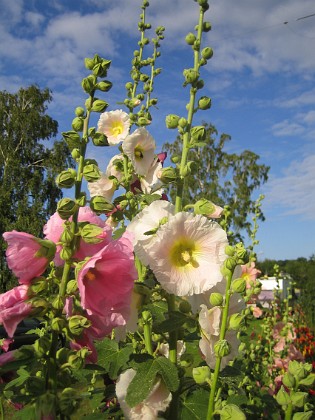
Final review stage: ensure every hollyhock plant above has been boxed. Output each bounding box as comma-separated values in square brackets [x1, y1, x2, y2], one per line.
[240, 261, 261, 289]
[3, 231, 56, 284]
[122, 127, 156, 176]
[0, 285, 32, 337]
[77, 233, 137, 318]
[88, 172, 116, 201]
[116, 368, 172, 419]
[97, 109, 130, 145]
[134, 211, 228, 296]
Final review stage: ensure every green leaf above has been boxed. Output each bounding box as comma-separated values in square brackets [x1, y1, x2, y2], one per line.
[125, 359, 158, 407]
[220, 404, 246, 419]
[290, 391, 308, 408]
[4, 367, 30, 389]
[154, 357, 179, 392]
[153, 311, 190, 333]
[180, 388, 209, 420]
[292, 412, 314, 420]
[226, 394, 248, 407]
[95, 338, 133, 379]
[298, 373, 315, 387]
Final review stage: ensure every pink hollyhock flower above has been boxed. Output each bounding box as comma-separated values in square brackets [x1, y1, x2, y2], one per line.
[240, 262, 261, 289]
[0, 285, 32, 337]
[116, 368, 172, 419]
[44, 206, 112, 266]
[97, 109, 130, 145]
[252, 306, 263, 318]
[70, 330, 98, 364]
[1, 338, 13, 352]
[0, 350, 16, 367]
[3, 231, 56, 284]
[135, 211, 228, 296]
[77, 233, 136, 319]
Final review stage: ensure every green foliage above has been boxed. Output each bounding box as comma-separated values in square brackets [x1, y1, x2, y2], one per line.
[163, 123, 269, 241]
[0, 85, 73, 291]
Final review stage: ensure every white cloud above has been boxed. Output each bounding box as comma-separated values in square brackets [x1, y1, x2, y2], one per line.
[271, 120, 305, 137]
[264, 154, 315, 219]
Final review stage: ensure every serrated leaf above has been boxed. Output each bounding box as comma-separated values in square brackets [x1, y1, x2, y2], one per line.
[154, 357, 179, 392]
[180, 388, 209, 420]
[108, 345, 133, 379]
[95, 338, 133, 379]
[154, 311, 189, 333]
[4, 367, 30, 389]
[125, 359, 158, 407]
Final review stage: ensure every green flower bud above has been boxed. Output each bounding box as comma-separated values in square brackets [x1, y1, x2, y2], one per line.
[81, 75, 97, 93]
[198, 96, 212, 110]
[92, 59, 111, 78]
[165, 114, 180, 129]
[60, 245, 74, 260]
[158, 166, 177, 184]
[220, 404, 246, 420]
[183, 68, 199, 85]
[142, 310, 152, 323]
[201, 47, 214, 60]
[71, 117, 84, 132]
[196, 79, 204, 90]
[137, 116, 151, 126]
[171, 155, 180, 163]
[185, 32, 196, 45]
[96, 80, 112, 92]
[52, 295, 65, 311]
[62, 131, 81, 151]
[125, 82, 133, 90]
[83, 164, 101, 182]
[76, 192, 86, 207]
[229, 313, 244, 330]
[90, 196, 115, 215]
[35, 239, 56, 260]
[282, 372, 296, 389]
[224, 257, 237, 271]
[67, 354, 84, 370]
[91, 132, 108, 146]
[80, 223, 104, 244]
[203, 22, 212, 32]
[225, 245, 235, 257]
[34, 336, 51, 357]
[194, 198, 215, 216]
[56, 169, 77, 189]
[182, 161, 197, 177]
[231, 278, 246, 294]
[84, 57, 95, 70]
[30, 277, 47, 294]
[71, 148, 80, 160]
[209, 292, 223, 306]
[51, 317, 65, 333]
[57, 198, 78, 219]
[68, 315, 91, 336]
[66, 279, 78, 294]
[190, 125, 206, 143]
[91, 99, 109, 113]
[198, 0, 209, 11]
[179, 300, 191, 313]
[177, 117, 187, 129]
[75, 107, 85, 117]
[214, 339, 231, 357]
[234, 243, 247, 260]
[192, 366, 211, 384]
[180, 354, 194, 368]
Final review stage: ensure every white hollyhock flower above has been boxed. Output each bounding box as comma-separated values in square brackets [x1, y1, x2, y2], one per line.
[97, 109, 130, 145]
[140, 157, 164, 195]
[106, 154, 124, 182]
[122, 127, 156, 176]
[88, 173, 116, 201]
[139, 212, 228, 296]
[158, 340, 186, 361]
[198, 304, 240, 370]
[116, 368, 172, 419]
[126, 200, 175, 266]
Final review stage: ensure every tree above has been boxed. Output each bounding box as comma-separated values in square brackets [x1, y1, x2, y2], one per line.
[163, 123, 269, 241]
[0, 85, 73, 292]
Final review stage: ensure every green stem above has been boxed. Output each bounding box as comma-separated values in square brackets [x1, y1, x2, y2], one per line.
[167, 293, 177, 364]
[143, 321, 153, 355]
[284, 403, 293, 420]
[207, 272, 233, 419]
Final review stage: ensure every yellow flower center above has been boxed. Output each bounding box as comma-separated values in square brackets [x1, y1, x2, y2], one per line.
[110, 121, 124, 137]
[134, 145, 144, 160]
[170, 238, 199, 268]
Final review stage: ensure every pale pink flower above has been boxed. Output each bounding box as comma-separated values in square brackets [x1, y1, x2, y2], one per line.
[97, 109, 130, 145]
[116, 368, 172, 419]
[114, 290, 142, 342]
[88, 172, 116, 201]
[207, 204, 224, 219]
[3, 231, 56, 284]
[198, 304, 240, 370]
[158, 340, 186, 361]
[44, 207, 112, 266]
[0, 285, 32, 337]
[252, 306, 263, 318]
[240, 262, 261, 289]
[137, 212, 228, 296]
[122, 128, 156, 176]
[77, 233, 136, 321]
[126, 200, 175, 266]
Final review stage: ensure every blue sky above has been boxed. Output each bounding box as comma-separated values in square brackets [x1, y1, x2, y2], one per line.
[1, 0, 314, 261]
